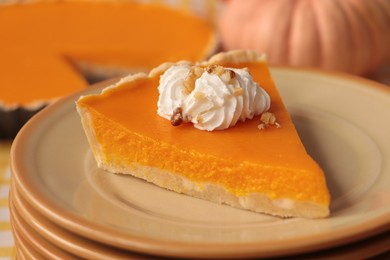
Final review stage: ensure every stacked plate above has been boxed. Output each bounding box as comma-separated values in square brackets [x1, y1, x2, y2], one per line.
[9, 69, 390, 259]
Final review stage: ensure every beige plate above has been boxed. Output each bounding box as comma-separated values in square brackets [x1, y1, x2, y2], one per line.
[12, 227, 41, 260]
[10, 180, 149, 259]
[9, 193, 75, 259]
[10, 176, 390, 259]
[11, 68, 390, 258]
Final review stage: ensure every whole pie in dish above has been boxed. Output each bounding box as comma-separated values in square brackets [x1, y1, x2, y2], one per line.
[77, 50, 330, 219]
[0, 1, 215, 138]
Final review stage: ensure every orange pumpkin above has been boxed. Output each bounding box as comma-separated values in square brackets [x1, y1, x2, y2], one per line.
[218, 0, 390, 75]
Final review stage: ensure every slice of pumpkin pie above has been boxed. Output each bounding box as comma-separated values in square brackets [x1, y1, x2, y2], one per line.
[76, 50, 330, 218]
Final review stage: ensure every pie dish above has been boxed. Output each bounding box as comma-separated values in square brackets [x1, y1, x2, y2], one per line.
[0, 1, 215, 138]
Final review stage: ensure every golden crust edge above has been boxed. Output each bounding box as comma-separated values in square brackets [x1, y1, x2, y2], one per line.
[97, 160, 329, 219]
[150, 50, 266, 78]
[78, 50, 267, 103]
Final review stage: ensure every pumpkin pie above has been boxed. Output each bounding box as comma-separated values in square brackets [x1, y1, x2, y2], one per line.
[76, 50, 330, 218]
[0, 1, 215, 138]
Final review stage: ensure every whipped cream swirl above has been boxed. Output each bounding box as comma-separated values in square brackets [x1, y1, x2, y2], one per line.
[157, 64, 271, 131]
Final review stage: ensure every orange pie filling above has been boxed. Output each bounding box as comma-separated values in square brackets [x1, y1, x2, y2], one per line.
[77, 51, 330, 218]
[0, 2, 215, 107]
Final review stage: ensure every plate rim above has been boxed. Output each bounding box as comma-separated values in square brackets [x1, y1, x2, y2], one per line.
[10, 68, 390, 258]
[9, 179, 142, 259]
[10, 172, 390, 259]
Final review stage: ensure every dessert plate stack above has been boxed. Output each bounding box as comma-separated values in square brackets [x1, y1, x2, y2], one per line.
[9, 69, 390, 259]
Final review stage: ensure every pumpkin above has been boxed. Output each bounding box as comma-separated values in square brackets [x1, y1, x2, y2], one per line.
[218, 0, 390, 75]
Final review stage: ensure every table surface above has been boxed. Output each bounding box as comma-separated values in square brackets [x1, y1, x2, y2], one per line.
[0, 141, 14, 259]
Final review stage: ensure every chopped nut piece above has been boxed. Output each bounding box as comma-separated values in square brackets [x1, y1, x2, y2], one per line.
[194, 91, 206, 100]
[233, 88, 243, 96]
[183, 66, 204, 95]
[206, 65, 236, 84]
[220, 69, 236, 84]
[170, 107, 184, 126]
[227, 69, 236, 79]
[183, 81, 193, 95]
[192, 66, 204, 77]
[206, 64, 225, 75]
[258, 112, 281, 130]
[196, 115, 203, 124]
[262, 112, 276, 124]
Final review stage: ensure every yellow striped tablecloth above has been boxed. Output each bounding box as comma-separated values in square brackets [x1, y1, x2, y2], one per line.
[0, 142, 15, 259]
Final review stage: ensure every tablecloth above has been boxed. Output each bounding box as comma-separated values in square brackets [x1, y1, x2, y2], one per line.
[0, 142, 14, 259]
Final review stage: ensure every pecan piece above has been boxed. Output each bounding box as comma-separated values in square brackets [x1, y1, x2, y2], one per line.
[258, 112, 281, 130]
[206, 64, 225, 75]
[183, 66, 203, 95]
[170, 107, 184, 126]
[221, 69, 236, 84]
